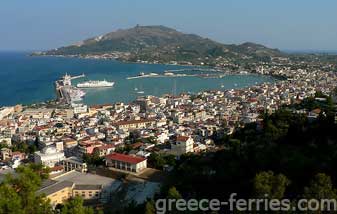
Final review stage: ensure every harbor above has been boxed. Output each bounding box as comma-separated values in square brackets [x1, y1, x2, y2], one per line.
[0, 52, 276, 106]
[54, 73, 86, 104]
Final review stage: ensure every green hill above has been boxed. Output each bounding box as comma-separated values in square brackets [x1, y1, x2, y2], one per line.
[40, 25, 284, 64]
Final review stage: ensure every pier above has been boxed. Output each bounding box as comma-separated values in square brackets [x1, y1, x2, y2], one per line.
[55, 74, 86, 104]
[126, 68, 238, 80]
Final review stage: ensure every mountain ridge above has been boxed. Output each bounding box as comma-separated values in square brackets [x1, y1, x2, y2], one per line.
[40, 25, 284, 65]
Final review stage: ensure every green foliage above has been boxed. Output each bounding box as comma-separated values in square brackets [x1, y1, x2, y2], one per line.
[144, 200, 156, 214]
[167, 186, 182, 199]
[12, 141, 37, 154]
[303, 173, 337, 199]
[121, 200, 144, 214]
[142, 136, 157, 145]
[43, 25, 283, 65]
[0, 184, 23, 214]
[315, 91, 328, 98]
[28, 163, 50, 180]
[60, 197, 94, 214]
[83, 151, 104, 166]
[254, 171, 290, 199]
[0, 164, 93, 214]
[0, 164, 52, 214]
[148, 153, 176, 169]
[115, 144, 132, 154]
[168, 106, 337, 203]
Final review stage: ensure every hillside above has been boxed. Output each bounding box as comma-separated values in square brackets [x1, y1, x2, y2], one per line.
[40, 25, 284, 64]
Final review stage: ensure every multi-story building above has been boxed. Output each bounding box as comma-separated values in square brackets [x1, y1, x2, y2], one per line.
[170, 136, 194, 156]
[34, 146, 65, 167]
[0, 107, 14, 120]
[37, 171, 121, 207]
[78, 140, 104, 155]
[113, 119, 156, 132]
[94, 144, 115, 157]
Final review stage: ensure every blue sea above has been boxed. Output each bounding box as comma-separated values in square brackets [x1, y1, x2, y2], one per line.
[0, 52, 276, 106]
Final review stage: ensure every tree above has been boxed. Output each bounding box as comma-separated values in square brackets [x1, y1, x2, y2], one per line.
[0, 183, 23, 214]
[83, 151, 104, 166]
[0, 165, 53, 214]
[61, 197, 94, 214]
[148, 153, 177, 169]
[167, 186, 182, 199]
[254, 171, 290, 199]
[145, 200, 156, 214]
[304, 173, 337, 199]
[148, 153, 165, 169]
[0, 165, 93, 214]
[228, 139, 241, 155]
[28, 163, 50, 180]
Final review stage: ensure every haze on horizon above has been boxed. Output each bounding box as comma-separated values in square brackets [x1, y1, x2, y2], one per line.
[1, 0, 336, 52]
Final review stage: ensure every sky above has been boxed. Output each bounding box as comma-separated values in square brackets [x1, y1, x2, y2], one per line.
[0, 0, 336, 51]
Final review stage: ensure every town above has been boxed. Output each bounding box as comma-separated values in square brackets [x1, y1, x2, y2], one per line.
[0, 59, 337, 211]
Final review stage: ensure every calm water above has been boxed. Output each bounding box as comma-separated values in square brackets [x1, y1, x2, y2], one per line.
[0, 52, 276, 106]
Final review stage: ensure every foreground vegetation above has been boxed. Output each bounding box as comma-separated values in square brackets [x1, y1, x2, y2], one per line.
[0, 164, 95, 214]
[150, 95, 337, 212]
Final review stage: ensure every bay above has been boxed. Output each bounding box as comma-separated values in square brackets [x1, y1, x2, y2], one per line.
[0, 52, 276, 106]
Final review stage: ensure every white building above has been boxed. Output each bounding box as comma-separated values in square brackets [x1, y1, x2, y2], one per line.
[72, 103, 88, 114]
[0, 107, 14, 120]
[34, 146, 65, 167]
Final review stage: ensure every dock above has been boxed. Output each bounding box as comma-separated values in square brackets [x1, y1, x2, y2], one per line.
[126, 68, 235, 80]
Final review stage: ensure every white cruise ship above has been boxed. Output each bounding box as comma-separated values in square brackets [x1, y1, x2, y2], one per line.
[77, 80, 115, 88]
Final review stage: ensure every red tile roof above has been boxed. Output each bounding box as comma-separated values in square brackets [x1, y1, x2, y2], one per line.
[97, 144, 115, 150]
[176, 136, 190, 142]
[312, 108, 322, 114]
[130, 142, 144, 149]
[105, 153, 146, 164]
[113, 119, 155, 126]
[50, 165, 64, 172]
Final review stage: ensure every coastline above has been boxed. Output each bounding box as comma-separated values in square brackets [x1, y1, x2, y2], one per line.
[0, 53, 284, 107]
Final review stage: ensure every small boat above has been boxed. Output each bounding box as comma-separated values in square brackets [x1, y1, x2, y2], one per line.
[234, 83, 238, 87]
[134, 87, 138, 91]
[221, 84, 225, 88]
[137, 91, 145, 94]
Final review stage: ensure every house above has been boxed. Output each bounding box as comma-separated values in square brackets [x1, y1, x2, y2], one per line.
[94, 144, 115, 157]
[0, 148, 11, 160]
[11, 151, 26, 161]
[105, 153, 147, 173]
[308, 108, 322, 121]
[49, 165, 64, 177]
[63, 138, 78, 149]
[170, 136, 194, 156]
[78, 140, 104, 155]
